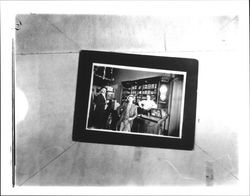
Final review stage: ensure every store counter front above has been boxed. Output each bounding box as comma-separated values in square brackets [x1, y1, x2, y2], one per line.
[132, 110, 169, 136]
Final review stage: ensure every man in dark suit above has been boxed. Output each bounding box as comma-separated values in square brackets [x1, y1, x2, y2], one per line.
[93, 87, 107, 129]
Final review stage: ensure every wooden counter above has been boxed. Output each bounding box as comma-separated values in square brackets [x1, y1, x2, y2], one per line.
[132, 114, 169, 135]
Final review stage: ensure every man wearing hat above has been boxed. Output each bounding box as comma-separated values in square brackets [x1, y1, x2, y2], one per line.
[118, 95, 138, 132]
[138, 94, 157, 115]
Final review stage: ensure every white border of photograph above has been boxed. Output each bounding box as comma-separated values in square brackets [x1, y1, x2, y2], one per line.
[86, 63, 187, 139]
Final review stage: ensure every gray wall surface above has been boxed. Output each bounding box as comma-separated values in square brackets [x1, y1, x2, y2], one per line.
[15, 14, 242, 186]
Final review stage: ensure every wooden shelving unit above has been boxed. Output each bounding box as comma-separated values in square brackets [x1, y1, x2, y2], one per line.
[121, 76, 173, 109]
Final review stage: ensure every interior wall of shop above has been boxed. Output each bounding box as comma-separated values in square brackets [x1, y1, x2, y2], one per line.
[15, 14, 245, 186]
[168, 77, 183, 136]
[114, 68, 163, 83]
[111, 69, 163, 105]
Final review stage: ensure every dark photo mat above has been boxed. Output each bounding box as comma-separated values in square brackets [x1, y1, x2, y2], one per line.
[73, 50, 198, 150]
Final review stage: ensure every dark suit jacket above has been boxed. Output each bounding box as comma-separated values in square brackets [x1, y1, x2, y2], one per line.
[93, 94, 106, 128]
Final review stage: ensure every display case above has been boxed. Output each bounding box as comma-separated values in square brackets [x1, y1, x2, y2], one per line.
[121, 76, 173, 111]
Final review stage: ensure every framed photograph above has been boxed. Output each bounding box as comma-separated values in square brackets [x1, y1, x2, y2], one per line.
[73, 50, 198, 150]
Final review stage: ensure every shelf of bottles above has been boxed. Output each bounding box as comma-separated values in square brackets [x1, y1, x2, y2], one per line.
[121, 82, 158, 104]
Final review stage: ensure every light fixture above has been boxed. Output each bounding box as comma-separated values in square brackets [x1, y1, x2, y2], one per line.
[159, 84, 168, 101]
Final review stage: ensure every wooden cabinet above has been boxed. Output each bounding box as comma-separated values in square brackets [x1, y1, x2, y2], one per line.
[121, 76, 173, 111]
[121, 83, 158, 103]
[134, 114, 169, 135]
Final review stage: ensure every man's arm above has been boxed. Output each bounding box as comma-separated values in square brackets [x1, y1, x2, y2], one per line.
[129, 106, 138, 121]
[151, 101, 157, 109]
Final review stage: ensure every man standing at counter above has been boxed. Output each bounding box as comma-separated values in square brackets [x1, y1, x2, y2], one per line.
[118, 95, 138, 132]
[138, 95, 157, 115]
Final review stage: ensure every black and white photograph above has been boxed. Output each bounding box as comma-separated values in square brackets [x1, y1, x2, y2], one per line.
[72, 50, 198, 150]
[87, 63, 186, 138]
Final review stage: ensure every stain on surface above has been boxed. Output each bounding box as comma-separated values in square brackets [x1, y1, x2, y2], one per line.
[206, 161, 214, 186]
[133, 147, 142, 162]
